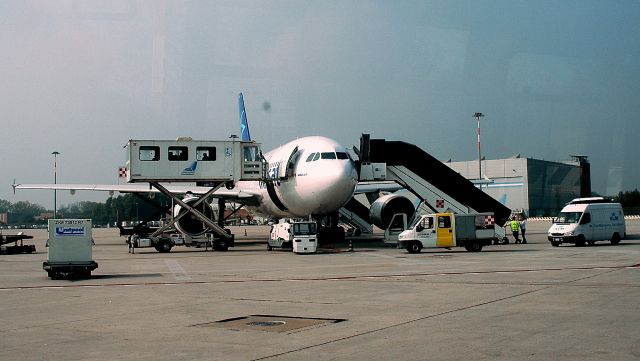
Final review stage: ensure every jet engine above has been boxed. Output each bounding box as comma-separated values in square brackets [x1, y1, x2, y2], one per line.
[369, 194, 415, 229]
[172, 196, 216, 236]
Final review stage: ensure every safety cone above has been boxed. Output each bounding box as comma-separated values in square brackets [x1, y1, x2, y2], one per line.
[244, 229, 247, 236]
[348, 240, 354, 252]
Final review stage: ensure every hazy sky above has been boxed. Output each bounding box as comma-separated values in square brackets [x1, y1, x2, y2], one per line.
[2, 0, 639, 209]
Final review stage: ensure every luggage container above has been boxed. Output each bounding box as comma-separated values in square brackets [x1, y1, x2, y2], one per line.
[44, 219, 97, 279]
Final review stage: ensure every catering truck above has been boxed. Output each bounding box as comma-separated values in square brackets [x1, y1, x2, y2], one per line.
[548, 197, 626, 247]
[268, 220, 318, 254]
[398, 212, 498, 253]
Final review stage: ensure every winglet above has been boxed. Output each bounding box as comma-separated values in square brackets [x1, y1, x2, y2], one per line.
[239, 93, 251, 141]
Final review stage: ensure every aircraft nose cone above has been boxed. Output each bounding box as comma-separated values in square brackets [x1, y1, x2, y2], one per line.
[315, 161, 358, 210]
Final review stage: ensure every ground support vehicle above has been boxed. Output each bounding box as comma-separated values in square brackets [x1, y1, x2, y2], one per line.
[548, 197, 626, 247]
[268, 220, 318, 254]
[127, 231, 233, 253]
[44, 219, 98, 279]
[0, 233, 36, 254]
[398, 212, 498, 253]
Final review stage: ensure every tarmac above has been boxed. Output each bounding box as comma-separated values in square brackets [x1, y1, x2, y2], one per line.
[1, 220, 639, 361]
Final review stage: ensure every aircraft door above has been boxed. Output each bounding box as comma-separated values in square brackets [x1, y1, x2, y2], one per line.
[278, 146, 299, 180]
[436, 214, 454, 247]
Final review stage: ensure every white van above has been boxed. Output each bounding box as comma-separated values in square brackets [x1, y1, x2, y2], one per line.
[548, 197, 626, 247]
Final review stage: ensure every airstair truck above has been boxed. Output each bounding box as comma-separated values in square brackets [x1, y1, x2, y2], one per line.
[398, 212, 497, 253]
[268, 220, 318, 254]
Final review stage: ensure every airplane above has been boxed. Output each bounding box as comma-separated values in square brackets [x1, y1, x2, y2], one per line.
[14, 93, 408, 249]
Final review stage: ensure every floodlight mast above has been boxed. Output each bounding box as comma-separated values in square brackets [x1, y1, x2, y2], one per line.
[52, 151, 60, 219]
[473, 113, 484, 182]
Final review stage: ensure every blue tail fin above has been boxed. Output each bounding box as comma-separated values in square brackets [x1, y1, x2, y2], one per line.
[239, 93, 251, 141]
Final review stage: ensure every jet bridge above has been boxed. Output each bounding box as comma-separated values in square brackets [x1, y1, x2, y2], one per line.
[126, 139, 264, 183]
[348, 136, 510, 239]
[125, 139, 266, 249]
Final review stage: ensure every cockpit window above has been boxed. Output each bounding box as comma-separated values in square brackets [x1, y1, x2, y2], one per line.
[336, 152, 348, 159]
[321, 152, 336, 159]
[306, 152, 316, 162]
[313, 152, 320, 161]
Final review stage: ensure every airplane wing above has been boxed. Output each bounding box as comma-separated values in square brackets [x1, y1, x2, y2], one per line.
[355, 181, 403, 194]
[13, 183, 261, 205]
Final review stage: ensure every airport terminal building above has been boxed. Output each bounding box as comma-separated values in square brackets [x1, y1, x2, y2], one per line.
[446, 157, 587, 217]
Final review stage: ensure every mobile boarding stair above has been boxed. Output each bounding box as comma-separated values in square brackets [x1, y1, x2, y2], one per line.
[349, 136, 511, 242]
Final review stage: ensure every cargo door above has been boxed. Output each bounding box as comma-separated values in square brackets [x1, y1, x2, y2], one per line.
[436, 214, 454, 247]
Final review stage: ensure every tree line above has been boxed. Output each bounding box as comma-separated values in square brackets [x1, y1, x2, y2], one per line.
[1, 189, 639, 226]
[0, 194, 171, 226]
[615, 189, 640, 215]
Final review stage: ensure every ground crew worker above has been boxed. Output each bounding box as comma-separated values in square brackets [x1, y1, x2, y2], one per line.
[509, 217, 521, 243]
[519, 217, 527, 244]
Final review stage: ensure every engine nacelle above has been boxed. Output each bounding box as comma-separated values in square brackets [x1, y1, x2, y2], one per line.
[369, 194, 415, 229]
[173, 196, 216, 236]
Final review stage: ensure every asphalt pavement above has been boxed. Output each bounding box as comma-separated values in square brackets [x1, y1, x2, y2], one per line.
[1, 220, 639, 360]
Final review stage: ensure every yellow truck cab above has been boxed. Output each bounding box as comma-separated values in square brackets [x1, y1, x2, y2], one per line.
[398, 212, 498, 253]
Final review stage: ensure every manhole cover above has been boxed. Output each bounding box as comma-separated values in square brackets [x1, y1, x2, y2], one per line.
[247, 321, 286, 327]
[194, 315, 346, 333]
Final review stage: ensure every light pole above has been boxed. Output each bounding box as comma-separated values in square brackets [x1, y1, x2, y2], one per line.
[473, 113, 484, 180]
[51, 151, 60, 219]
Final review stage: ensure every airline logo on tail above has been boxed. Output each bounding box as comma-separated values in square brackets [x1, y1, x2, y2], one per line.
[239, 93, 251, 141]
[181, 161, 198, 176]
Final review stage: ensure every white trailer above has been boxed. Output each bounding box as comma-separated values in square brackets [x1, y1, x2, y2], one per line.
[268, 220, 318, 254]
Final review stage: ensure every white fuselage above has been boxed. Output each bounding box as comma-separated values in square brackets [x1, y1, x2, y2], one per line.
[235, 136, 358, 218]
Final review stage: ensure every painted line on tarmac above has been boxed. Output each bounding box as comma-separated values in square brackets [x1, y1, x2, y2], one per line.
[1, 264, 637, 291]
[165, 259, 192, 281]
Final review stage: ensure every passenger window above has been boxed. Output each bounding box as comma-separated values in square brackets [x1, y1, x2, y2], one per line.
[139, 146, 160, 161]
[306, 152, 316, 162]
[244, 146, 259, 162]
[321, 152, 336, 159]
[313, 153, 320, 161]
[336, 152, 348, 159]
[438, 216, 451, 228]
[168, 146, 188, 161]
[196, 147, 216, 161]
